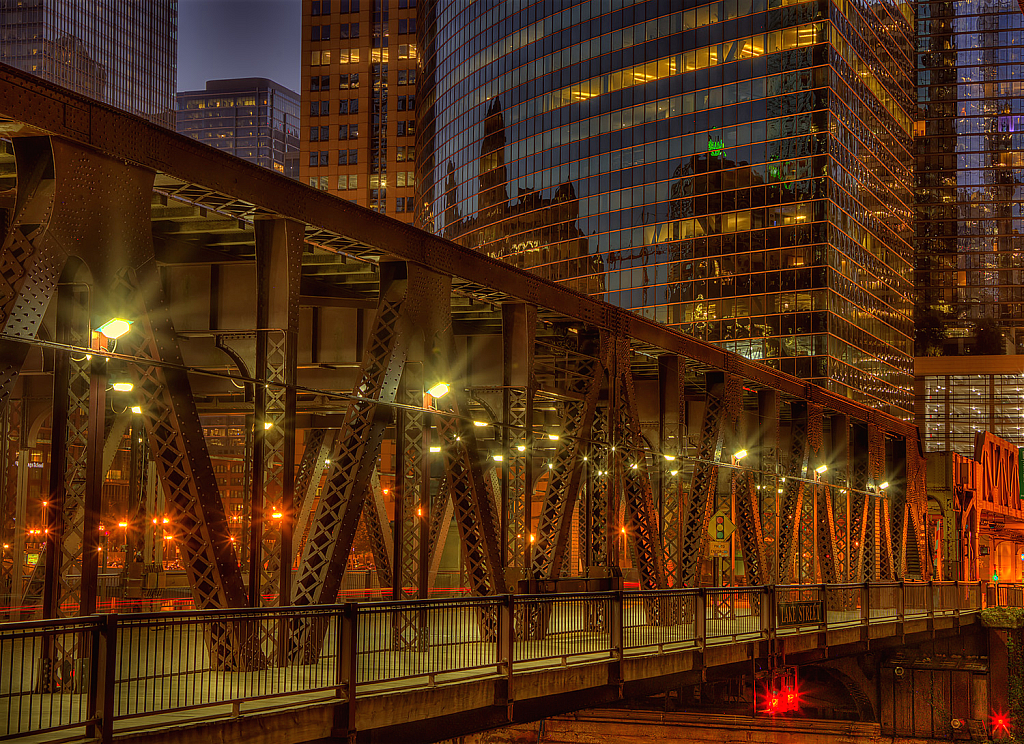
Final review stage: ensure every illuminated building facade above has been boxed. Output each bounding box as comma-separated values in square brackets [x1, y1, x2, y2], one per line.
[299, 0, 419, 221]
[177, 79, 301, 176]
[0, 0, 177, 127]
[418, 0, 916, 415]
[916, 0, 1024, 356]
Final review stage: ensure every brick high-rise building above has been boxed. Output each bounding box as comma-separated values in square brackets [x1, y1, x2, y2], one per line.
[300, 0, 420, 221]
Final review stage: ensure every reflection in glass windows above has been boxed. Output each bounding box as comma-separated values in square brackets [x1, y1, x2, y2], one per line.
[418, 0, 915, 414]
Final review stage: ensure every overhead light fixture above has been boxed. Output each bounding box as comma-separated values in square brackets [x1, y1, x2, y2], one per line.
[474, 421, 488, 427]
[670, 470, 678, 476]
[664, 454, 677, 461]
[427, 382, 450, 398]
[733, 450, 748, 460]
[429, 445, 441, 453]
[548, 432, 560, 441]
[631, 463, 638, 470]
[815, 464, 828, 475]
[517, 444, 526, 452]
[271, 512, 283, 519]
[111, 381, 134, 393]
[879, 481, 889, 490]
[264, 421, 273, 430]
[130, 405, 142, 414]
[492, 454, 504, 462]
[97, 318, 132, 339]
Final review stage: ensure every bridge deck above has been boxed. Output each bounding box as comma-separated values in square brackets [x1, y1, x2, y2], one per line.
[0, 582, 985, 743]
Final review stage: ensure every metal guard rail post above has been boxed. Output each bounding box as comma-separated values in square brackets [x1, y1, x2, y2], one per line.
[0, 582, 994, 743]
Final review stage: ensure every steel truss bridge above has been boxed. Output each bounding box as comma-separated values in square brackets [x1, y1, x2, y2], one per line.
[0, 64, 948, 740]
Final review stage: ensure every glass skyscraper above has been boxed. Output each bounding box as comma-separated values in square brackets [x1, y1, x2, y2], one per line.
[0, 0, 177, 127]
[916, 0, 1024, 356]
[177, 79, 301, 177]
[417, 0, 916, 416]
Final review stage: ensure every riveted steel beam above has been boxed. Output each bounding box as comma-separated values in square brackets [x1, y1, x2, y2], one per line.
[658, 355, 685, 587]
[611, 337, 667, 591]
[291, 260, 410, 627]
[501, 303, 535, 573]
[849, 423, 871, 582]
[757, 389, 779, 584]
[677, 373, 730, 588]
[251, 218, 301, 616]
[531, 333, 605, 580]
[777, 402, 810, 585]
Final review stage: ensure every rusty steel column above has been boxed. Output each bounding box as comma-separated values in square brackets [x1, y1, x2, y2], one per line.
[777, 402, 810, 585]
[658, 355, 685, 587]
[501, 303, 535, 576]
[757, 389, 779, 584]
[828, 415, 851, 582]
[611, 337, 667, 591]
[849, 422, 871, 582]
[531, 332, 604, 581]
[251, 218, 302, 609]
[677, 373, 728, 588]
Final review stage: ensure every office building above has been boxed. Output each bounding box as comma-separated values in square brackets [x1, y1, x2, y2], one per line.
[417, 0, 916, 416]
[0, 0, 177, 127]
[914, 0, 1024, 452]
[177, 78, 301, 176]
[300, 0, 420, 221]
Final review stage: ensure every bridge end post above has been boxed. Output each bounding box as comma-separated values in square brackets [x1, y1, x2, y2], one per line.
[93, 612, 118, 744]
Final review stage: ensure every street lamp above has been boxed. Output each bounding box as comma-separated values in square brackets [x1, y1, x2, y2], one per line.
[427, 381, 450, 398]
[96, 318, 132, 339]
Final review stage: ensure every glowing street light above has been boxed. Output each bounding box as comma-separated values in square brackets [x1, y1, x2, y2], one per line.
[96, 318, 132, 339]
[111, 381, 134, 392]
[130, 405, 142, 414]
[879, 481, 889, 490]
[733, 449, 748, 461]
[427, 382, 450, 398]
[815, 464, 828, 475]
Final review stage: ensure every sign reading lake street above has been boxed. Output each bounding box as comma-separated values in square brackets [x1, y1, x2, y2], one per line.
[778, 600, 823, 627]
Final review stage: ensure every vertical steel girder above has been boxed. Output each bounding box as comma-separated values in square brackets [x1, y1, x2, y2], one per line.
[531, 333, 605, 580]
[43, 283, 91, 625]
[396, 365, 426, 600]
[0, 400, 19, 605]
[501, 304, 535, 572]
[867, 423, 886, 581]
[677, 373, 731, 588]
[658, 356, 685, 587]
[611, 338, 667, 591]
[292, 261, 411, 619]
[777, 402, 811, 585]
[252, 218, 301, 609]
[798, 404, 823, 585]
[757, 390, 779, 584]
[586, 405, 610, 570]
[827, 415, 850, 582]
[427, 477, 453, 589]
[849, 423, 871, 582]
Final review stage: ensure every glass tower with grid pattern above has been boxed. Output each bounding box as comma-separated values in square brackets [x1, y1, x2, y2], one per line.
[300, 0, 420, 221]
[177, 79, 301, 177]
[916, 0, 1024, 355]
[915, 0, 1024, 452]
[417, 0, 916, 416]
[0, 0, 177, 127]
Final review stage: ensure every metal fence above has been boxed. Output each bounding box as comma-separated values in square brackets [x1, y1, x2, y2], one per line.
[0, 581, 989, 742]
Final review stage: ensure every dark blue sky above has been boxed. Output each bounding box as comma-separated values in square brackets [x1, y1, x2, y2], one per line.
[177, 0, 302, 93]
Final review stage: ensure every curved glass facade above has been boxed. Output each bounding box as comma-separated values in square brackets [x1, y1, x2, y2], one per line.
[417, 0, 915, 415]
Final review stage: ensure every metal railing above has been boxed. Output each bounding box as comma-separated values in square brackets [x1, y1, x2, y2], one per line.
[0, 581, 988, 742]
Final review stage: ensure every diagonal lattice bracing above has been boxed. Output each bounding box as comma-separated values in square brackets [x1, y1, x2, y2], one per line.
[777, 402, 810, 585]
[290, 262, 411, 661]
[611, 337, 667, 592]
[849, 423, 871, 581]
[734, 470, 767, 586]
[531, 333, 605, 580]
[676, 374, 731, 588]
[114, 266, 259, 670]
[364, 468, 394, 591]
[501, 304, 535, 572]
[585, 405, 610, 570]
[291, 429, 334, 569]
[657, 356, 685, 587]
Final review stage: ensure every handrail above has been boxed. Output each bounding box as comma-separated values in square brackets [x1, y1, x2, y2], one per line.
[0, 581, 993, 742]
